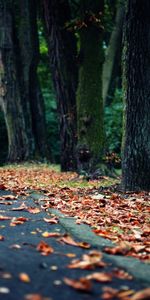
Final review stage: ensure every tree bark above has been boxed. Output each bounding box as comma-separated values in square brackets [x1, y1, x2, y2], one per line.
[43, 0, 78, 171]
[103, 1, 125, 105]
[0, 0, 30, 162]
[76, 0, 105, 173]
[122, 0, 150, 191]
[18, 0, 49, 159]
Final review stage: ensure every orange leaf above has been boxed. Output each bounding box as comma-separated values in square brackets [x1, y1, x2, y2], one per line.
[0, 235, 4, 241]
[36, 241, 54, 255]
[24, 295, 42, 300]
[42, 232, 61, 238]
[19, 273, 31, 283]
[64, 277, 92, 292]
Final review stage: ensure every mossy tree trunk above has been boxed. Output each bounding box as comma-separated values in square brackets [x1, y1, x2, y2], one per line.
[103, 0, 125, 105]
[122, 0, 150, 191]
[43, 0, 78, 171]
[77, 0, 105, 173]
[18, 0, 49, 159]
[0, 0, 30, 161]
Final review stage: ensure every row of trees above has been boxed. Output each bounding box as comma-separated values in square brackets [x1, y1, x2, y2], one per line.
[0, 0, 149, 191]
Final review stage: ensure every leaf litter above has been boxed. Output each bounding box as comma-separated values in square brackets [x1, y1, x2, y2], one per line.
[0, 165, 149, 299]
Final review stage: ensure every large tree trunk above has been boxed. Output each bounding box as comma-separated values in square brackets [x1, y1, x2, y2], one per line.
[76, 0, 105, 173]
[43, 0, 78, 171]
[0, 0, 30, 162]
[19, 0, 49, 159]
[103, 1, 125, 105]
[122, 0, 150, 191]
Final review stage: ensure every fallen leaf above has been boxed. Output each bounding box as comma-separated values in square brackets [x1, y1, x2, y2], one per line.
[36, 241, 54, 255]
[86, 272, 112, 282]
[43, 217, 58, 224]
[24, 294, 50, 300]
[10, 217, 29, 226]
[112, 268, 133, 280]
[130, 288, 150, 300]
[0, 184, 7, 190]
[59, 234, 90, 249]
[27, 207, 41, 214]
[0, 235, 4, 241]
[64, 277, 92, 292]
[68, 250, 105, 270]
[0, 215, 11, 221]
[10, 202, 27, 211]
[42, 232, 61, 238]
[1, 195, 17, 200]
[19, 273, 31, 283]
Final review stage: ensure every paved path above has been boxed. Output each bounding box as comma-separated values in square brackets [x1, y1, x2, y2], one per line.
[0, 190, 149, 300]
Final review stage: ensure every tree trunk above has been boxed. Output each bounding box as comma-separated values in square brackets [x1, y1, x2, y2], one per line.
[103, 1, 125, 105]
[43, 0, 78, 171]
[0, 0, 30, 162]
[76, 0, 105, 173]
[18, 0, 49, 159]
[122, 0, 150, 191]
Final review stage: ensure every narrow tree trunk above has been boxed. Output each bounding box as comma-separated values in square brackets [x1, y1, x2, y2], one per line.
[0, 0, 30, 162]
[77, 0, 105, 173]
[43, 0, 78, 171]
[19, 0, 49, 159]
[122, 0, 150, 191]
[103, 1, 125, 105]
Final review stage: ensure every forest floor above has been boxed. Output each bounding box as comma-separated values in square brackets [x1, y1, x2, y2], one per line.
[0, 163, 149, 300]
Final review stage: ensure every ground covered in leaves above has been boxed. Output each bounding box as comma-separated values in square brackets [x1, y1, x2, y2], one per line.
[0, 163, 149, 264]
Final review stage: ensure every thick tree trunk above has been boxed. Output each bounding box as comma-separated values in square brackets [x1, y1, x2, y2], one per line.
[43, 0, 78, 171]
[77, 0, 105, 173]
[103, 1, 125, 105]
[122, 0, 150, 191]
[0, 0, 30, 162]
[19, 0, 49, 159]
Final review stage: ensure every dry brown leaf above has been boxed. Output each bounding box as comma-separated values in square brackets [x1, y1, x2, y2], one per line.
[130, 288, 150, 300]
[68, 250, 105, 270]
[64, 277, 92, 292]
[86, 272, 112, 282]
[10, 217, 28, 226]
[10, 202, 27, 211]
[27, 207, 41, 214]
[112, 268, 133, 280]
[0, 215, 11, 221]
[1, 195, 17, 200]
[36, 241, 54, 255]
[43, 217, 58, 224]
[59, 234, 90, 249]
[24, 294, 50, 300]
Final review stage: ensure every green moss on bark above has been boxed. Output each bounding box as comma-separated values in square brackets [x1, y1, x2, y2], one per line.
[77, 24, 105, 170]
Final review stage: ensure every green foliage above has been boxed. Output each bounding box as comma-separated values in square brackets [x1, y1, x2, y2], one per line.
[38, 28, 60, 163]
[104, 89, 123, 154]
